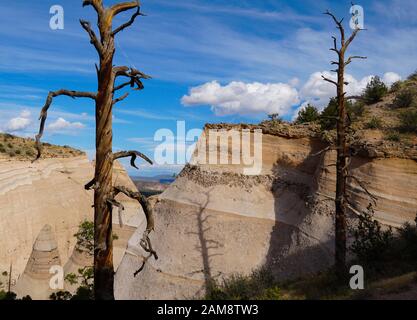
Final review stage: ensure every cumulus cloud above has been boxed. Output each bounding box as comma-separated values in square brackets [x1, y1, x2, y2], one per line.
[47, 117, 85, 131]
[300, 71, 401, 109]
[4, 110, 32, 132]
[383, 72, 402, 86]
[181, 71, 401, 118]
[181, 80, 299, 116]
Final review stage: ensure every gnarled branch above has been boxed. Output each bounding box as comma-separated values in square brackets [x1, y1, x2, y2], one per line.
[324, 10, 345, 44]
[346, 175, 378, 205]
[85, 178, 97, 190]
[113, 93, 129, 105]
[113, 185, 158, 276]
[113, 66, 151, 91]
[82, 0, 104, 14]
[35, 90, 96, 161]
[80, 20, 104, 57]
[110, 0, 140, 17]
[107, 198, 125, 227]
[112, 4, 144, 36]
[113, 150, 153, 169]
[345, 55, 367, 66]
[322, 75, 338, 86]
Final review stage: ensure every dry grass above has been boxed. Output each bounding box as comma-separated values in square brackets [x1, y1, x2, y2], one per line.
[0, 133, 84, 160]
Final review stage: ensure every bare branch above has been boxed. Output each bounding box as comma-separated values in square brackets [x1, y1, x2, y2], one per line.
[80, 20, 103, 57]
[345, 28, 362, 50]
[110, 0, 139, 17]
[345, 55, 367, 66]
[112, 5, 144, 36]
[113, 81, 131, 92]
[347, 175, 378, 205]
[85, 178, 97, 190]
[345, 95, 365, 101]
[82, 0, 104, 14]
[113, 66, 151, 91]
[35, 90, 96, 161]
[324, 10, 345, 44]
[322, 75, 338, 86]
[113, 93, 129, 105]
[107, 198, 125, 227]
[113, 150, 153, 169]
[113, 185, 158, 275]
[311, 146, 332, 157]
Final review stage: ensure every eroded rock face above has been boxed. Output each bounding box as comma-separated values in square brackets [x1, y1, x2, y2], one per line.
[115, 128, 417, 300]
[0, 155, 144, 298]
[13, 225, 61, 300]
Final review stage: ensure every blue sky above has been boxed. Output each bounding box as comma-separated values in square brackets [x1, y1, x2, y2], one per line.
[1, 0, 416, 176]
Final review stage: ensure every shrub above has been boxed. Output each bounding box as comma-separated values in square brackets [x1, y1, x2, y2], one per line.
[7, 143, 13, 149]
[392, 88, 417, 109]
[390, 80, 404, 93]
[319, 97, 355, 130]
[362, 76, 388, 104]
[350, 101, 365, 120]
[7, 151, 16, 157]
[15, 149, 21, 155]
[407, 70, 417, 81]
[350, 204, 394, 265]
[267, 113, 283, 123]
[0, 146, 5, 153]
[295, 104, 319, 124]
[365, 116, 383, 129]
[385, 131, 401, 142]
[205, 268, 279, 300]
[25, 149, 35, 157]
[399, 109, 417, 133]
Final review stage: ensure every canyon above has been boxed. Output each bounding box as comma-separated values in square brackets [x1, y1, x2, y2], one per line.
[0, 151, 145, 299]
[115, 124, 417, 299]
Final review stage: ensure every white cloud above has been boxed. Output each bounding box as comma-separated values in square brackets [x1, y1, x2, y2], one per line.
[383, 72, 402, 86]
[47, 117, 85, 131]
[5, 117, 31, 132]
[181, 80, 299, 116]
[299, 71, 401, 109]
[4, 110, 32, 132]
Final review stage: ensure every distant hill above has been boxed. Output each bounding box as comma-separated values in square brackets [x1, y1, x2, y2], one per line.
[0, 133, 84, 160]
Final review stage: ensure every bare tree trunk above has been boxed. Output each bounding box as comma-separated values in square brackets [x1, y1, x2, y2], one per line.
[323, 9, 365, 276]
[94, 34, 116, 299]
[35, 1, 157, 300]
[335, 58, 347, 273]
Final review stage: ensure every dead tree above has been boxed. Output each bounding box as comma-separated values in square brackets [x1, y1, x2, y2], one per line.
[322, 9, 366, 276]
[34, 0, 156, 300]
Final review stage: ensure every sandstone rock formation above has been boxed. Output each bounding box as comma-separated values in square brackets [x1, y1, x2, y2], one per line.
[115, 126, 417, 300]
[0, 153, 143, 299]
[13, 225, 61, 300]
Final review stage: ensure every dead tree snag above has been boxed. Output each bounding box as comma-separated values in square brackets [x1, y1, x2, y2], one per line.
[35, 0, 154, 300]
[323, 8, 366, 276]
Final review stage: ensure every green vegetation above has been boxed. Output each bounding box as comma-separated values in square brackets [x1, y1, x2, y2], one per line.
[407, 70, 417, 82]
[362, 76, 388, 104]
[295, 104, 319, 124]
[319, 97, 356, 130]
[50, 220, 94, 300]
[204, 209, 417, 300]
[350, 206, 417, 280]
[385, 131, 401, 142]
[267, 113, 283, 123]
[0, 132, 84, 159]
[392, 88, 417, 109]
[365, 116, 383, 129]
[399, 109, 417, 133]
[205, 268, 281, 300]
